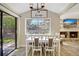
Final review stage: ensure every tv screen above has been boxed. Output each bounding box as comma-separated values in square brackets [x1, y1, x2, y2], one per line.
[63, 19, 77, 28]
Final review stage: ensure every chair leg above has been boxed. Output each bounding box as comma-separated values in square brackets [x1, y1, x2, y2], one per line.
[32, 50, 34, 56]
[53, 50, 55, 56]
[40, 51, 41, 56]
[45, 51, 46, 56]
[50, 51, 52, 56]
[32, 51, 33, 56]
[40, 50, 42, 56]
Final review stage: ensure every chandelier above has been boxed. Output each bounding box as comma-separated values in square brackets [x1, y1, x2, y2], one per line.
[29, 3, 47, 18]
[29, 3, 45, 11]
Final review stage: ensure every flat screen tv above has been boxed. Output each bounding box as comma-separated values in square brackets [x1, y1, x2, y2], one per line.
[63, 19, 77, 28]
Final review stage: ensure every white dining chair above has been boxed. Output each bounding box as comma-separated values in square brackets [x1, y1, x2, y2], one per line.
[32, 37, 42, 56]
[45, 37, 55, 56]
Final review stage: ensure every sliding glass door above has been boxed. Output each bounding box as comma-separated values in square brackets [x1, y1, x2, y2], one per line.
[2, 13, 17, 56]
[0, 11, 1, 56]
[0, 10, 17, 56]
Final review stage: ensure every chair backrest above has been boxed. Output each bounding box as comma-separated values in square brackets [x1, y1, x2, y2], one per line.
[48, 38, 53, 47]
[34, 37, 39, 46]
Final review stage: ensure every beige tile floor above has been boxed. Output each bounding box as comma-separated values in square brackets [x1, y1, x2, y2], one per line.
[9, 40, 79, 56]
[60, 40, 79, 56]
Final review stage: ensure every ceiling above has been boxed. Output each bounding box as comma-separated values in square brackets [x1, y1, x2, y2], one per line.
[60, 4, 79, 19]
[0, 3, 77, 15]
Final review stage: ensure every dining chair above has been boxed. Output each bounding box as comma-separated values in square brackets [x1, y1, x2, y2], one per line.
[53, 37, 60, 56]
[32, 37, 42, 56]
[45, 37, 55, 56]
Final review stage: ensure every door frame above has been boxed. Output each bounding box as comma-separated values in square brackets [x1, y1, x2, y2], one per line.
[0, 10, 17, 56]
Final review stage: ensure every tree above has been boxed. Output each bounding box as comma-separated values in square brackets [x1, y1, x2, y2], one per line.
[3, 15, 15, 33]
[3, 16, 15, 29]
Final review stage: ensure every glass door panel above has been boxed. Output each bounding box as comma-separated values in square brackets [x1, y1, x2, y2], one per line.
[0, 11, 1, 56]
[2, 13, 16, 55]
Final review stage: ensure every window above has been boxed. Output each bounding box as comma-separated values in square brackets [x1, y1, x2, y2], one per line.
[0, 10, 17, 56]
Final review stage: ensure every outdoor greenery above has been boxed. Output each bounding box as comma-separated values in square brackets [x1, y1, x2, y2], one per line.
[0, 39, 1, 43]
[0, 38, 14, 44]
[3, 38, 15, 43]
[3, 15, 15, 29]
[0, 12, 16, 55]
[0, 14, 15, 43]
[3, 15, 15, 43]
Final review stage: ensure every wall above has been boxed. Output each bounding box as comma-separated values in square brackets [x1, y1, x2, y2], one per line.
[19, 10, 60, 47]
[0, 4, 60, 48]
[60, 4, 79, 31]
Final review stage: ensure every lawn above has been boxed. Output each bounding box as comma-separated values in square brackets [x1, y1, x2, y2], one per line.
[3, 38, 15, 44]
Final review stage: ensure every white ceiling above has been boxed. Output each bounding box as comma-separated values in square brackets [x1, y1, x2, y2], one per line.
[64, 4, 79, 13]
[1, 3, 77, 15]
[60, 4, 79, 19]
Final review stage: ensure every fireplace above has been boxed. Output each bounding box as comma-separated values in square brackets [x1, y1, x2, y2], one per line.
[60, 32, 67, 38]
[70, 32, 78, 38]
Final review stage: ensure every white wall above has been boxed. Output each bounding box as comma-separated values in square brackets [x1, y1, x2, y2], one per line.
[19, 10, 60, 47]
[0, 4, 60, 47]
[60, 4, 79, 31]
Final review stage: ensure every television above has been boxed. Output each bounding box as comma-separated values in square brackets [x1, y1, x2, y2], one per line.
[63, 19, 77, 28]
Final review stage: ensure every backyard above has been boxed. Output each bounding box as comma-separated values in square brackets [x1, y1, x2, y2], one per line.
[0, 13, 16, 55]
